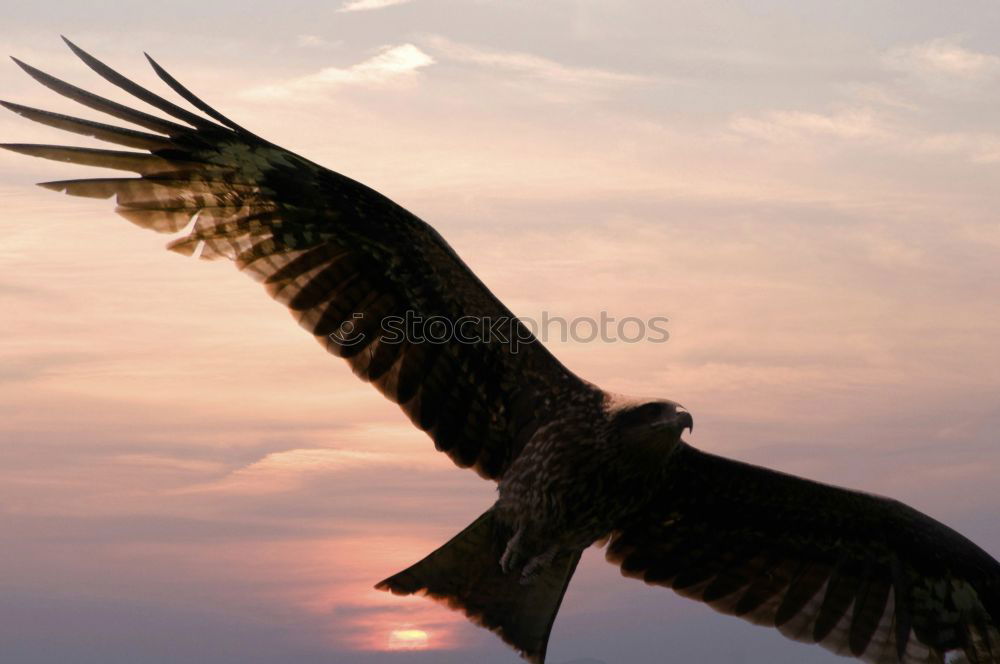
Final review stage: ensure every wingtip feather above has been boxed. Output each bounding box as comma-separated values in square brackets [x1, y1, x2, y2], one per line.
[61, 37, 96, 67]
[144, 52, 257, 137]
[59, 38, 220, 131]
[0, 143, 30, 154]
[10, 55, 33, 73]
[9, 56, 58, 87]
[37, 180, 70, 192]
[36, 179, 118, 199]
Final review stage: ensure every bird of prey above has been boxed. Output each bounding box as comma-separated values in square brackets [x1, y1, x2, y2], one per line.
[3, 39, 998, 664]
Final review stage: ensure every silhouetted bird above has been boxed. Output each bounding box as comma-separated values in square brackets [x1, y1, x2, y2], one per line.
[3, 39, 998, 664]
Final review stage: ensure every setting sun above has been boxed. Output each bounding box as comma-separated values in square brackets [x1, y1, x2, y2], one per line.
[388, 629, 429, 651]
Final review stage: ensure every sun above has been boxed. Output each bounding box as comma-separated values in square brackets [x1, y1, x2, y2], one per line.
[388, 628, 429, 651]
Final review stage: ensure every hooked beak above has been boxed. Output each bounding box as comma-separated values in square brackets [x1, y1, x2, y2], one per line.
[675, 409, 694, 435]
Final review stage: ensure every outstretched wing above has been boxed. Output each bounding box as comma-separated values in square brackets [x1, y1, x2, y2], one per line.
[1, 39, 596, 480]
[607, 443, 1000, 664]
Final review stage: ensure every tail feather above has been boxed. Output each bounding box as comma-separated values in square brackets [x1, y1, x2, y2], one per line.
[376, 509, 581, 664]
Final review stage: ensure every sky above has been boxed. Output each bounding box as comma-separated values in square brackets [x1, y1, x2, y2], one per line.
[1, 1, 999, 663]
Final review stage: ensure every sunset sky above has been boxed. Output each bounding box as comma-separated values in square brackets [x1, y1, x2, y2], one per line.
[2, 2, 999, 663]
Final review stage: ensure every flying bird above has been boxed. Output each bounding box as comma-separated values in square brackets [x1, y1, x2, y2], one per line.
[3, 39, 998, 664]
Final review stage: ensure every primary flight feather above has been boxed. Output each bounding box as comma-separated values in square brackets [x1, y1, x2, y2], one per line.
[3, 39, 998, 664]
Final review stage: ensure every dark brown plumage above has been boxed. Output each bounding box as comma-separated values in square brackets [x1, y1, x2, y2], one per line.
[3, 39, 998, 664]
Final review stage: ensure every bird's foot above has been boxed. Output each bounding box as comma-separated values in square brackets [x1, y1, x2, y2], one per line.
[519, 547, 558, 585]
[500, 528, 524, 575]
[500, 528, 558, 582]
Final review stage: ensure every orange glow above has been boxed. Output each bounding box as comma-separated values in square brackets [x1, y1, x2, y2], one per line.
[278, 535, 471, 652]
[388, 628, 429, 650]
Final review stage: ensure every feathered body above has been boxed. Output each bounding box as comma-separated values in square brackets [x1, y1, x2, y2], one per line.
[495, 394, 691, 575]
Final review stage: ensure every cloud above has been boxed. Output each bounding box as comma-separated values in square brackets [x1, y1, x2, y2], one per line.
[917, 131, 1000, 163]
[337, 0, 412, 11]
[883, 38, 1000, 78]
[295, 35, 339, 49]
[244, 44, 434, 98]
[176, 447, 396, 494]
[730, 105, 1000, 163]
[424, 35, 648, 88]
[729, 108, 888, 143]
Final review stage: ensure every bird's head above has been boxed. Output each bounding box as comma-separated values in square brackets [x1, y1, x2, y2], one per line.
[608, 396, 694, 454]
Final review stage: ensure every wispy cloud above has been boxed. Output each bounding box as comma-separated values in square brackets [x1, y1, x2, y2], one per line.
[883, 37, 1000, 78]
[295, 34, 339, 49]
[729, 108, 888, 143]
[729, 104, 1000, 163]
[729, 101, 1000, 164]
[177, 447, 395, 494]
[337, 0, 412, 12]
[727, 39, 1000, 161]
[912, 131, 1000, 163]
[425, 35, 648, 89]
[244, 44, 434, 98]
